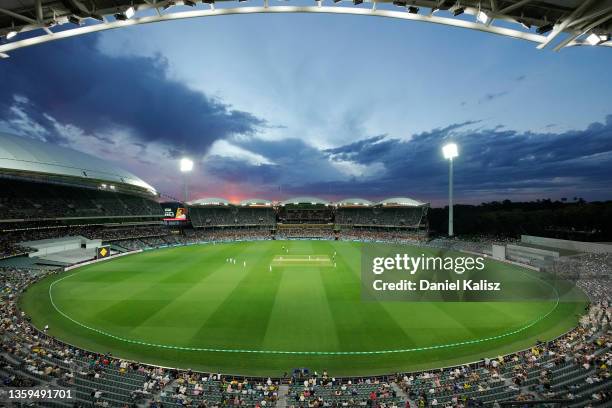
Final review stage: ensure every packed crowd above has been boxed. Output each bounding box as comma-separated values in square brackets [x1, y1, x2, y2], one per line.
[289, 374, 404, 408]
[335, 207, 426, 228]
[277, 208, 334, 224]
[0, 178, 162, 220]
[340, 229, 428, 243]
[276, 227, 336, 240]
[189, 207, 276, 228]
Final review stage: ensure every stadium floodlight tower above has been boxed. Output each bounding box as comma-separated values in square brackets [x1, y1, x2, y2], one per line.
[442, 143, 459, 237]
[180, 158, 194, 203]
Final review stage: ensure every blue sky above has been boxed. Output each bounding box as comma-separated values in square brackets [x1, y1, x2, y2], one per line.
[1, 10, 612, 206]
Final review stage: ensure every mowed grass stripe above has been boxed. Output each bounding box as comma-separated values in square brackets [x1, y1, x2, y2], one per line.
[189, 241, 282, 349]
[54, 243, 247, 333]
[127, 246, 259, 342]
[262, 256, 341, 351]
[318, 241, 418, 351]
[118, 243, 257, 338]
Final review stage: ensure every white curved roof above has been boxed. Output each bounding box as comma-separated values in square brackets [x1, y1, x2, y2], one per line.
[336, 198, 373, 207]
[0, 132, 157, 193]
[240, 198, 273, 206]
[188, 197, 232, 206]
[378, 197, 427, 207]
[280, 196, 330, 206]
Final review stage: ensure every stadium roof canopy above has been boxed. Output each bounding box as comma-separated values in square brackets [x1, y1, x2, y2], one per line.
[336, 198, 374, 207]
[239, 198, 273, 206]
[188, 197, 231, 206]
[1, 1, 611, 59]
[377, 197, 428, 207]
[0, 132, 157, 194]
[280, 197, 330, 206]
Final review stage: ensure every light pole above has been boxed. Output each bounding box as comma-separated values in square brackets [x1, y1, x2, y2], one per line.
[442, 143, 458, 237]
[179, 158, 194, 204]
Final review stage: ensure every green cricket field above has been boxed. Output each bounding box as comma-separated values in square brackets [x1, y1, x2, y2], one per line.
[20, 240, 587, 376]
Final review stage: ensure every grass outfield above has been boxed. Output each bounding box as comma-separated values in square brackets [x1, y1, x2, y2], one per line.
[20, 240, 587, 376]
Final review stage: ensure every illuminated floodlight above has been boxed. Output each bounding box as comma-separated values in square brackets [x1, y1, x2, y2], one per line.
[442, 143, 458, 160]
[586, 33, 607, 46]
[180, 158, 194, 172]
[477, 11, 488, 24]
[6, 31, 17, 39]
[125, 7, 136, 19]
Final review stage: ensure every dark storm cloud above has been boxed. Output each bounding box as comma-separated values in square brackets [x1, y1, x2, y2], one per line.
[0, 36, 264, 153]
[205, 116, 612, 203]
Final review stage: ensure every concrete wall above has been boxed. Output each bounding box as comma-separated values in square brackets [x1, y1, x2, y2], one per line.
[492, 245, 506, 260]
[507, 244, 560, 259]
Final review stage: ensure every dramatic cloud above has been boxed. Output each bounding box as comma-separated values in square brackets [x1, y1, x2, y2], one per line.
[201, 116, 612, 204]
[0, 36, 265, 154]
[1, 29, 611, 205]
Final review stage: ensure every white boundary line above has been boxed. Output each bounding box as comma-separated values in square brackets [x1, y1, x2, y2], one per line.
[46, 241, 562, 355]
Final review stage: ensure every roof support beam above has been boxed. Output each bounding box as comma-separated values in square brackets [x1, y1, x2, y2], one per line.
[553, 11, 612, 51]
[566, 5, 612, 29]
[537, 0, 597, 49]
[0, 8, 37, 25]
[35, 0, 43, 23]
[498, 0, 533, 15]
[0, 5, 547, 56]
[485, 0, 497, 26]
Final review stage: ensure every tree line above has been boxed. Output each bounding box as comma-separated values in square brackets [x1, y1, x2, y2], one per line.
[428, 199, 612, 241]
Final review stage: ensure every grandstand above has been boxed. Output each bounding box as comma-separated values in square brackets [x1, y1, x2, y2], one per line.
[0, 132, 164, 262]
[188, 197, 276, 229]
[185, 195, 429, 240]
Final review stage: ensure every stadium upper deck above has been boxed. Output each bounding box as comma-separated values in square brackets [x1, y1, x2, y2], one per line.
[187, 196, 430, 229]
[0, 133, 163, 224]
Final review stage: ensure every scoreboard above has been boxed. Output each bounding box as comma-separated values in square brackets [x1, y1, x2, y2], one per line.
[162, 202, 190, 230]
